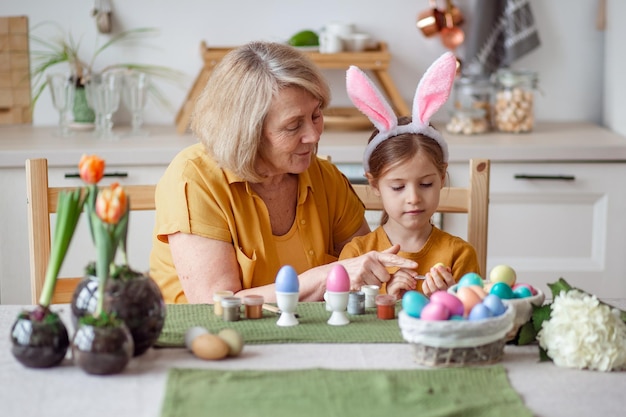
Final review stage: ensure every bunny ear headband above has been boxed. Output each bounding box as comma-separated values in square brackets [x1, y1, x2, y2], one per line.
[346, 52, 457, 171]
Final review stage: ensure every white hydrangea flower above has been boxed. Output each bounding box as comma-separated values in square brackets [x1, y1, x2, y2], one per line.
[537, 290, 626, 372]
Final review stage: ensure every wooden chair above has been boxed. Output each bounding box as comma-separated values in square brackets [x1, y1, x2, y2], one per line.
[26, 158, 157, 304]
[352, 159, 490, 276]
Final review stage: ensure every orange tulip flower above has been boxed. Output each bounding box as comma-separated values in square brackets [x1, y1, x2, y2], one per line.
[95, 183, 127, 225]
[78, 154, 105, 184]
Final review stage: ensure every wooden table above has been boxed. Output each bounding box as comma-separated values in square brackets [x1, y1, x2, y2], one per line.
[1, 303, 625, 417]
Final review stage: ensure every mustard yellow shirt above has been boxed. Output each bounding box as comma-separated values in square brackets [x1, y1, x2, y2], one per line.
[339, 226, 479, 294]
[149, 143, 365, 303]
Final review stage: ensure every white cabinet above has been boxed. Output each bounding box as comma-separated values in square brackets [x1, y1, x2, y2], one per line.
[0, 163, 167, 304]
[444, 162, 626, 298]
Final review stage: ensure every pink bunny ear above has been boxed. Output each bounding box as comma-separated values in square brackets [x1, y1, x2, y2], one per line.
[412, 52, 457, 124]
[346, 66, 397, 133]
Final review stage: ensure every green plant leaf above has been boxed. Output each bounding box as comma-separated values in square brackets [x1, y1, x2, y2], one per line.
[531, 303, 552, 332]
[547, 277, 572, 299]
[516, 321, 539, 345]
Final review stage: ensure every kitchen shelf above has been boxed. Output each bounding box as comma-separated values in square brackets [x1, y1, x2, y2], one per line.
[175, 41, 408, 134]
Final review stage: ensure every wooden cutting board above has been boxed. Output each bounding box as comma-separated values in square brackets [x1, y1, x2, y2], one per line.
[0, 16, 32, 125]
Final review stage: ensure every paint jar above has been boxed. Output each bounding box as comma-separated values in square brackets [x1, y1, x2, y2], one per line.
[243, 295, 264, 319]
[361, 285, 380, 309]
[212, 290, 234, 316]
[221, 296, 242, 322]
[375, 294, 396, 320]
[347, 291, 365, 315]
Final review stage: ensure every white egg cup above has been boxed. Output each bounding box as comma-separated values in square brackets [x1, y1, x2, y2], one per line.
[275, 291, 299, 327]
[326, 291, 350, 326]
[323, 291, 333, 311]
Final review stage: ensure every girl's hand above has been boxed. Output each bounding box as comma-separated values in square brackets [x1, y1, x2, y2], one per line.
[386, 268, 419, 300]
[421, 264, 455, 297]
[338, 244, 418, 291]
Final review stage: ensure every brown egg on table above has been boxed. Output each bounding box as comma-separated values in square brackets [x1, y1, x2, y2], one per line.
[218, 328, 244, 357]
[191, 333, 230, 360]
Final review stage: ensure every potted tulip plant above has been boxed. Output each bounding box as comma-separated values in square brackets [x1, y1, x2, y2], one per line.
[70, 155, 165, 362]
[10, 188, 85, 368]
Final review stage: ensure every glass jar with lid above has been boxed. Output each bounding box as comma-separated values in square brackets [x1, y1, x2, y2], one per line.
[452, 74, 493, 133]
[446, 108, 489, 135]
[492, 69, 538, 133]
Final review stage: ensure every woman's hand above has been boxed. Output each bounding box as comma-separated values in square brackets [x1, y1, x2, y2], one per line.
[421, 264, 455, 297]
[386, 268, 419, 300]
[338, 244, 418, 291]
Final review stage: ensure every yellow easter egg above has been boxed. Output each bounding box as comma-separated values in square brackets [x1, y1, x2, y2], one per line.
[489, 265, 517, 286]
[218, 328, 244, 357]
[191, 333, 229, 360]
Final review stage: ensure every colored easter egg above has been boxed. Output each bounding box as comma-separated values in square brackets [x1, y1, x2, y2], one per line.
[467, 285, 487, 299]
[218, 328, 244, 357]
[482, 294, 506, 316]
[490, 282, 515, 300]
[458, 272, 484, 288]
[468, 303, 494, 321]
[419, 302, 451, 321]
[275, 265, 300, 293]
[456, 286, 483, 316]
[513, 283, 537, 295]
[184, 326, 209, 350]
[450, 315, 465, 321]
[402, 291, 429, 318]
[191, 334, 230, 360]
[430, 290, 464, 317]
[432, 262, 446, 269]
[489, 264, 517, 286]
[325, 264, 350, 292]
[512, 286, 533, 299]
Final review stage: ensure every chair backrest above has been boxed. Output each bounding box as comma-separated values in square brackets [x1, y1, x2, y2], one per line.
[26, 158, 157, 304]
[351, 159, 490, 276]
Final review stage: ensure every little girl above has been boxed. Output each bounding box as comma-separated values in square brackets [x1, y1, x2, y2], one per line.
[339, 53, 479, 299]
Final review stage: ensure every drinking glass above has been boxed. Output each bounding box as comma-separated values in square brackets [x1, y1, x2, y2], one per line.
[122, 71, 150, 136]
[88, 71, 122, 140]
[84, 74, 103, 136]
[47, 73, 75, 137]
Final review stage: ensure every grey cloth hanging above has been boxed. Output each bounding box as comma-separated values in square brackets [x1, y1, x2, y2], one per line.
[462, 0, 540, 75]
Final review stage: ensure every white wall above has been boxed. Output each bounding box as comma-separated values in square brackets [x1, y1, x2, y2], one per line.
[0, 0, 619, 133]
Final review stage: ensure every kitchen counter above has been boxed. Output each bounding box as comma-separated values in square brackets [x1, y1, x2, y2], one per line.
[0, 122, 625, 168]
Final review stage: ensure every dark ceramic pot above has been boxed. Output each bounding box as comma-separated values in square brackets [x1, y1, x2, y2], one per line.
[72, 321, 133, 375]
[71, 270, 166, 356]
[10, 310, 70, 368]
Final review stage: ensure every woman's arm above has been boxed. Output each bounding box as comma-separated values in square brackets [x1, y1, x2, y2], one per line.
[168, 232, 280, 303]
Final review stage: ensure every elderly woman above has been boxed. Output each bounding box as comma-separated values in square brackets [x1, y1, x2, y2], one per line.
[149, 41, 418, 304]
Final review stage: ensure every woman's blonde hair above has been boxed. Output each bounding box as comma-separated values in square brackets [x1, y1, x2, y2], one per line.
[190, 41, 331, 182]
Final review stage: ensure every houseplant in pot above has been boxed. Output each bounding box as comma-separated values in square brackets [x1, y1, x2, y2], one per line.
[10, 188, 85, 368]
[70, 155, 166, 358]
[30, 22, 185, 125]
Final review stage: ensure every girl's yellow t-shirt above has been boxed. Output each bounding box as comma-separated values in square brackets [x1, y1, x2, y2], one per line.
[149, 143, 365, 303]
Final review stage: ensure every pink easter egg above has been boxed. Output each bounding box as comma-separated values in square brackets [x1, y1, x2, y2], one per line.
[429, 290, 464, 317]
[420, 302, 451, 321]
[326, 264, 350, 292]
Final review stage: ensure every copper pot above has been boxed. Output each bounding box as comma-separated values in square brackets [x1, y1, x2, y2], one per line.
[416, 0, 445, 37]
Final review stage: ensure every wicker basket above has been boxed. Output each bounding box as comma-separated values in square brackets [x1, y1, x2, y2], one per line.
[398, 305, 515, 367]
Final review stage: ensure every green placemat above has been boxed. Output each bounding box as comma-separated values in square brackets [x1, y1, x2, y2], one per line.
[156, 302, 404, 347]
[160, 366, 533, 417]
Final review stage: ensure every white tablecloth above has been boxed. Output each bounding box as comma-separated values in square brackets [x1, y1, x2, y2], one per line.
[1, 303, 625, 417]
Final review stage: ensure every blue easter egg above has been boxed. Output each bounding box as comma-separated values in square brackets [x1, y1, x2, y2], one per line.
[513, 286, 533, 299]
[458, 272, 484, 288]
[468, 303, 494, 321]
[482, 294, 506, 316]
[402, 291, 429, 318]
[275, 265, 299, 293]
[490, 282, 514, 300]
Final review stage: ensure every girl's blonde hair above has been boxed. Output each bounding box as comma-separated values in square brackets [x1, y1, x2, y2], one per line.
[190, 41, 330, 182]
[367, 117, 447, 225]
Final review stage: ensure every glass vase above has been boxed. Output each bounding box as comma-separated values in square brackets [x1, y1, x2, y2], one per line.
[10, 310, 70, 368]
